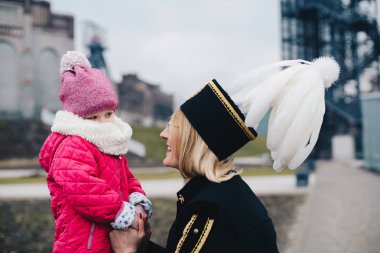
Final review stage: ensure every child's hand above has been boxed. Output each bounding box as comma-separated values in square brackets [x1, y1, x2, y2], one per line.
[110, 213, 151, 253]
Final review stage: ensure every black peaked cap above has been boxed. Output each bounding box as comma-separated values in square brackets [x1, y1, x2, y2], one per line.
[180, 79, 257, 160]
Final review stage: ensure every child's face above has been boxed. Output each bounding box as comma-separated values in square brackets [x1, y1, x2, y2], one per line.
[85, 110, 115, 123]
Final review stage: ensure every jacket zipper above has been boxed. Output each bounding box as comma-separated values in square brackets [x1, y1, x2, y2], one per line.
[87, 222, 95, 250]
[118, 156, 124, 200]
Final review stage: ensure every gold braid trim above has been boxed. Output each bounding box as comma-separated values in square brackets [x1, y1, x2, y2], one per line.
[208, 81, 255, 140]
[191, 218, 215, 253]
[175, 214, 198, 253]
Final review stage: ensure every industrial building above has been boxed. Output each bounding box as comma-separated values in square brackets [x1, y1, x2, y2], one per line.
[0, 0, 74, 119]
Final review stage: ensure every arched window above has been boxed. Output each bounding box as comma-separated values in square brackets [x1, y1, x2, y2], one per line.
[34, 48, 60, 111]
[0, 40, 18, 114]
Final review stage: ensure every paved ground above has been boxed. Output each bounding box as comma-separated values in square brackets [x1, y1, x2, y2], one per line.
[0, 173, 313, 199]
[2, 160, 378, 252]
[0, 168, 43, 178]
[287, 160, 380, 253]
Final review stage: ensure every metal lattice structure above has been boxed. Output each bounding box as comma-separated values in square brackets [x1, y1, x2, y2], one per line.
[281, 0, 380, 158]
[83, 21, 109, 76]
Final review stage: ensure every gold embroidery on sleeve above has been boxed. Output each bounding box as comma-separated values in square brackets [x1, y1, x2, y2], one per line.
[175, 214, 198, 253]
[192, 218, 215, 253]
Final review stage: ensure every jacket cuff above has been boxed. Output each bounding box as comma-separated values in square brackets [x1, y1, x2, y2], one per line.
[110, 201, 136, 230]
[129, 192, 153, 218]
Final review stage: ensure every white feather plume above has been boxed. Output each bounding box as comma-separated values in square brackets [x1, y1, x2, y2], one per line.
[242, 64, 308, 128]
[230, 57, 340, 171]
[230, 60, 310, 106]
[60, 51, 92, 74]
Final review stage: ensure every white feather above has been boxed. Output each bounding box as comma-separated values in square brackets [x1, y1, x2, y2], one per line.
[276, 92, 318, 168]
[244, 85, 278, 129]
[271, 75, 325, 170]
[267, 69, 319, 151]
[242, 65, 308, 128]
[271, 150, 279, 160]
[288, 103, 325, 169]
[228, 59, 310, 95]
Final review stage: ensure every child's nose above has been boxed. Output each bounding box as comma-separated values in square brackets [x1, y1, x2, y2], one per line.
[98, 116, 107, 123]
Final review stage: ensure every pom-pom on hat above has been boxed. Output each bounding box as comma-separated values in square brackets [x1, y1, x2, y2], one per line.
[58, 51, 118, 117]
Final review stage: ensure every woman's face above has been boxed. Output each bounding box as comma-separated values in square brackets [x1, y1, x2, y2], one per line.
[160, 121, 180, 169]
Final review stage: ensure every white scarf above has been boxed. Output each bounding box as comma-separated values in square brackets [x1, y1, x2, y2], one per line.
[51, 110, 133, 155]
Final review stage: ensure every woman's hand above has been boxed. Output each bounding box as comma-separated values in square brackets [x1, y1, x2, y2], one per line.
[131, 205, 148, 230]
[136, 204, 148, 220]
[110, 214, 151, 253]
[140, 214, 152, 253]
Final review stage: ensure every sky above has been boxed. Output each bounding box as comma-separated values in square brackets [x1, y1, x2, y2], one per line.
[49, 0, 281, 106]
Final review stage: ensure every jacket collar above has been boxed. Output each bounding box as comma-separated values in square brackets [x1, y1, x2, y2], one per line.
[176, 176, 210, 206]
[51, 110, 132, 155]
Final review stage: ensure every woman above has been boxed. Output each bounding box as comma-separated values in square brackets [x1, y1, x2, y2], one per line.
[111, 80, 279, 253]
[110, 57, 340, 253]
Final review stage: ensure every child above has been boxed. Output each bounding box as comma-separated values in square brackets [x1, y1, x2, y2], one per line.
[39, 51, 152, 253]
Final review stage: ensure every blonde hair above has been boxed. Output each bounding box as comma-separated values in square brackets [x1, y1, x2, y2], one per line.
[170, 109, 238, 183]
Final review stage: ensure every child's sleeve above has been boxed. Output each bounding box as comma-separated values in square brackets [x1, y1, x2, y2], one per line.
[52, 137, 123, 223]
[124, 160, 145, 194]
[124, 160, 153, 218]
[110, 201, 136, 230]
[129, 192, 153, 218]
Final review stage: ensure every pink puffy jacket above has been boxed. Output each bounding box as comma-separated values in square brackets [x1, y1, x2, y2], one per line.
[39, 132, 145, 253]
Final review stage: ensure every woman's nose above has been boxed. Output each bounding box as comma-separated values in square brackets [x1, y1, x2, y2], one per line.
[160, 128, 168, 139]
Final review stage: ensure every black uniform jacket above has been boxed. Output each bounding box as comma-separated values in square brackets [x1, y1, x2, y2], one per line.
[147, 175, 279, 253]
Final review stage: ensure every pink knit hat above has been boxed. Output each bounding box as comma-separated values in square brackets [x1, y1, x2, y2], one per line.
[58, 51, 118, 117]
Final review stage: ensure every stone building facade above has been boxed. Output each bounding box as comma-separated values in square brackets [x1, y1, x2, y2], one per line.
[118, 74, 173, 127]
[0, 0, 74, 120]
